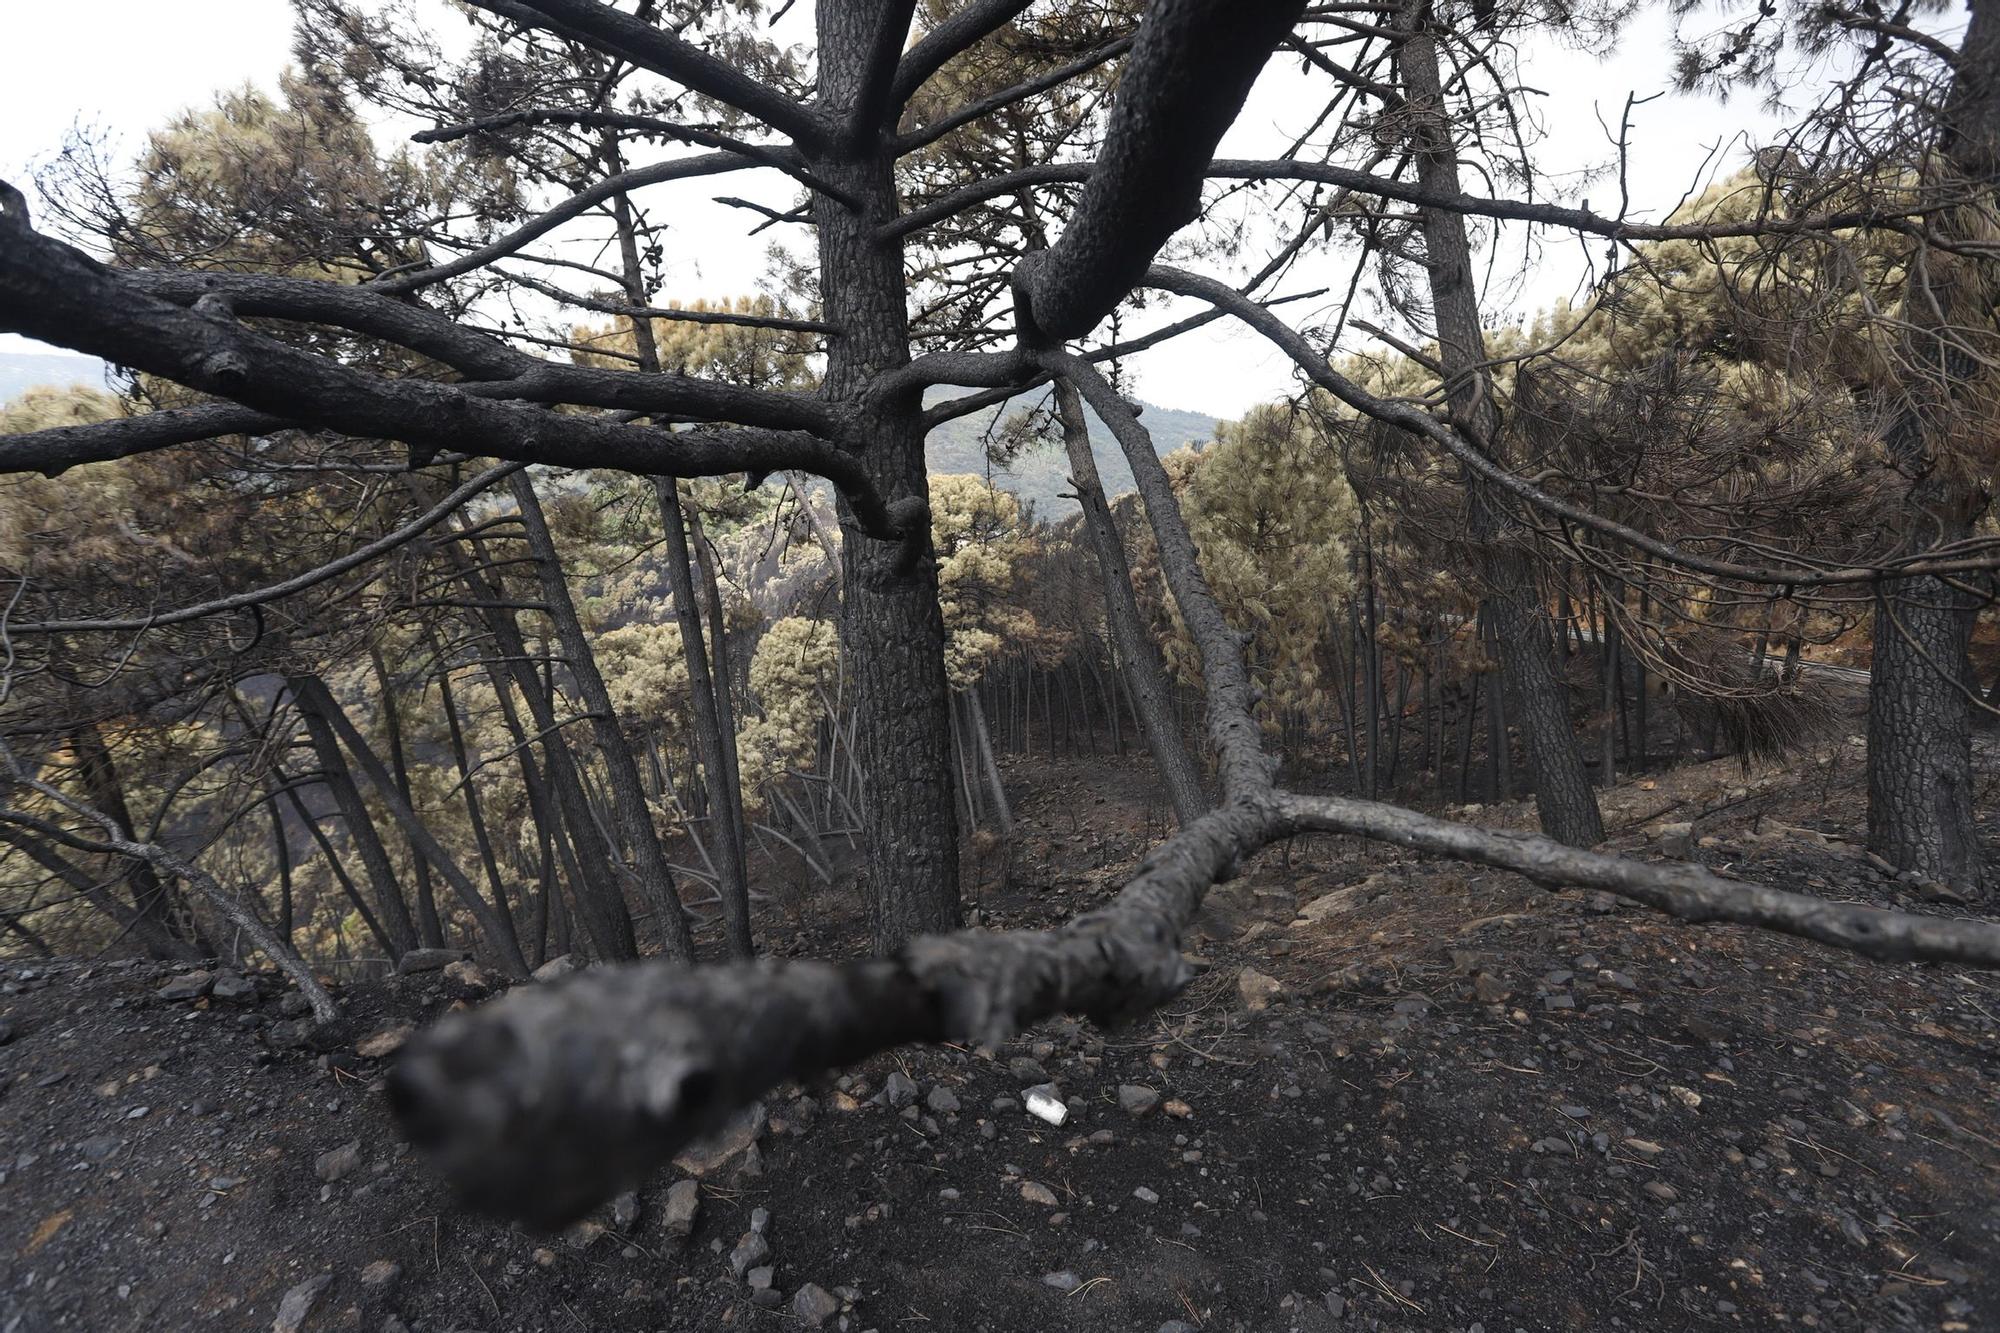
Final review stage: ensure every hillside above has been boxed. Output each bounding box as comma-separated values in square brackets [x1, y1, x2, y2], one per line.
[925, 388, 1217, 519]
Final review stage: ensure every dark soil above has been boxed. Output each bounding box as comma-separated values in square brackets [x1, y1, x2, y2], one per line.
[2, 739, 1997, 1333]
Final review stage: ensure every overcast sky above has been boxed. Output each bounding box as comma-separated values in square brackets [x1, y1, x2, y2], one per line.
[0, 2, 1798, 419]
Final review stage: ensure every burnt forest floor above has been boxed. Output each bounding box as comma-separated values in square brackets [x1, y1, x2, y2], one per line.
[3, 725, 1999, 1333]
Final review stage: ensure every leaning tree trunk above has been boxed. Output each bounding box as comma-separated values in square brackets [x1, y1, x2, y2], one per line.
[1052, 379, 1208, 826]
[510, 473, 699, 960]
[288, 674, 421, 959]
[442, 521, 638, 961]
[686, 507, 753, 904]
[1400, 10, 1603, 845]
[293, 675, 530, 976]
[815, 0, 960, 953]
[426, 628, 519, 947]
[68, 717, 207, 959]
[604, 176, 755, 957]
[653, 479, 755, 957]
[370, 644, 445, 948]
[1866, 0, 1998, 894]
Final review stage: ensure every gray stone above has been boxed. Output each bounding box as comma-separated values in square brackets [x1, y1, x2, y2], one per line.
[394, 944, 468, 976]
[1237, 965, 1284, 1011]
[210, 971, 257, 1003]
[77, 1135, 121, 1163]
[792, 1282, 841, 1327]
[155, 971, 213, 1002]
[1118, 1084, 1161, 1117]
[267, 1020, 311, 1050]
[728, 1231, 770, 1278]
[747, 1265, 775, 1291]
[359, 1259, 402, 1290]
[674, 1102, 766, 1178]
[663, 1179, 700, 1237]
[395, 948, 467, 975]
[1132, 1185, 1160, 1204]
[315, 1140, 362, 1183]
[1657, 822, 1695, 859]
[272, 1273, 333, 1333]
[1008, 1056, 1049, 1083]
[1042, 1271, 1083, 1293]
[925, 1085, 960, 1115]
[531, 953, 581, 982]
[750, 1205, 770, 1235]
[611, 1191, 640, 1231]
[883, 1071, 918, 1108]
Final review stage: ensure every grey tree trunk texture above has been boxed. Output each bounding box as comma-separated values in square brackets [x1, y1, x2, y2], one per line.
[1865, 0, 1998, 893]
[1052, 379, 1208, 827]
[288, 675, 421, 959]
[1400, 11, 1603, 846]
[816, 0, 960, 953]
[510, 473, 698, 960]
[605, 174, 756, 957]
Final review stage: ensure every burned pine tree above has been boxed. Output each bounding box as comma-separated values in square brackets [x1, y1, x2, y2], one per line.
[0, 0, 1998, 1227]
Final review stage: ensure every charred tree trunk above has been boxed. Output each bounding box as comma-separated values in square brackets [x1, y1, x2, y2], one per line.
[511, 473, 698, 959]
[1400, 12, 1602, 844]
[68, 719, 206, 959]
[370, 644, 445, 949]
[966, 687, 1013, 835]
[1866, 0, 1998, 894]
[430, 640, 519, 953]
[450, 530, 638, 962]
[599, 175, 754, 956]
[652, 488, 754, 957]
[816, 1, 960, 952]
[288, 674, 420, 959]
[292, 674, 529, 977]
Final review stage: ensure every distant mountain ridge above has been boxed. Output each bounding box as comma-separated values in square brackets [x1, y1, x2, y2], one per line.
[924, 388, 1217, 519]
[0, 354, 1222, 514]
[0, 351, 108, 403]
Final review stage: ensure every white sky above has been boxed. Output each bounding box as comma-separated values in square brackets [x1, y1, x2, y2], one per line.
[0, 1, 1800, 419]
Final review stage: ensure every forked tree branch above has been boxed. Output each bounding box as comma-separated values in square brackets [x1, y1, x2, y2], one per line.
[890, 0, 1039, 114]
[0, 402, 284, 477]
[408, 109, 860, 207]
[0, 211, 921, 540]
[460, 0, 832, 149]
[371, 152, 757, 294]
[0, 802, 340, 1024]
[894, 34, 1135, 156]
[1010, 0, 1311, 343]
